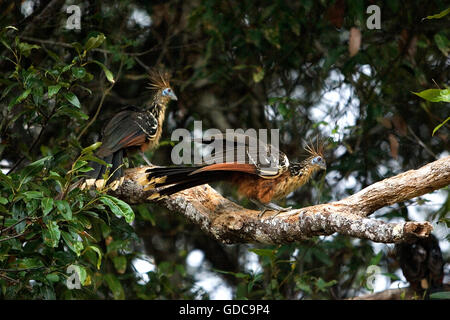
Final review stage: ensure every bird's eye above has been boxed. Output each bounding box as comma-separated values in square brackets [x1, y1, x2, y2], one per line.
[314, 156, 322, 163]
[162, 88, 171, 95]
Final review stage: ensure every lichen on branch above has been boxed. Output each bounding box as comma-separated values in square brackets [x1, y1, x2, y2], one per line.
[110, 156, 450, 244]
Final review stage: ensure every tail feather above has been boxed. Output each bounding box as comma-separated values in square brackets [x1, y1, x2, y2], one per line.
[81, 150, 124, 190]
[148, 172, 225, 199]
[143, 163, 258, 199]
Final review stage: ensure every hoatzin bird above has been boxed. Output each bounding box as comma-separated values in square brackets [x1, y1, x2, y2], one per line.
[141, 136, 326, 216]
[81, 70, 177, 190]
[395, 234, 444, 296]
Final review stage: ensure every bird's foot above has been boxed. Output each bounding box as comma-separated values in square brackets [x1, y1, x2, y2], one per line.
[251, 199, 291, 218]
[140, 151, 153, 166]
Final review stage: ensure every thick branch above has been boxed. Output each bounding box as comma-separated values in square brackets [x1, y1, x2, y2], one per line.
[111, 156, 450, 244]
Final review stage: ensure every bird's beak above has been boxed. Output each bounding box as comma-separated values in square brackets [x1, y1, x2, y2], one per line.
[319, 163, 327, 170]
[169, 92, 178, 101]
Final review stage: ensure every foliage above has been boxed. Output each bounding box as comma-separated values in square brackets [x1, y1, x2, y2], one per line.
[0, 0, 448, 300]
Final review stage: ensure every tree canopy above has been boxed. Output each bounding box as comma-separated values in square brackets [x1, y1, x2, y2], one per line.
[0, 0, 448, 300]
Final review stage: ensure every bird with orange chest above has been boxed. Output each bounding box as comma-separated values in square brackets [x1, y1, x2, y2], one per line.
[141, 136, 326, 217]
[81, 70, 178, 191]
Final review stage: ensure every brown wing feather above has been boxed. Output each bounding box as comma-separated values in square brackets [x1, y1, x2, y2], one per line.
[118, 132, 147, 149]
[190, 163, 258, 175]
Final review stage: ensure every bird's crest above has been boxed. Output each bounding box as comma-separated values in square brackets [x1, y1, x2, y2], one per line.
[147, 69, 171, 91]
[304, 137, 324, 158]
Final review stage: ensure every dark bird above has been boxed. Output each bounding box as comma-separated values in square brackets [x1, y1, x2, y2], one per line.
[141, 136, 326, 216]
[81, 70, 177, 190]
[395, 234, 444, 296]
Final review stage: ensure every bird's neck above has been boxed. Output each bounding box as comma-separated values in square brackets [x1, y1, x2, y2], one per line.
[148, 95, 170, 121]
[288, 159, 319, 185]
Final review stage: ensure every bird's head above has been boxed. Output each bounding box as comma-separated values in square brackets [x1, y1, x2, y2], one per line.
[304, 139, 326, 171]
[147, 70, 178, 104]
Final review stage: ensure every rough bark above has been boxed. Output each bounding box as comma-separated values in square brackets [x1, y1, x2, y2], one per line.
[111, 156, 450, 244]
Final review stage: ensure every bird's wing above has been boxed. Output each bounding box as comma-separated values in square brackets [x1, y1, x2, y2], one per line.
[97, 108, 158, 156]
[192, 132, 289, 178]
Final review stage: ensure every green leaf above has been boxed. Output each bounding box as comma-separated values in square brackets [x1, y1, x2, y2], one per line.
[72, 67, 87, 79]
[17, 42, 40, 57]
[423, 7, 450, 20]
[73, 159, 88, 170]
[88, 60, 115, 83]
[16, 258, 44, 269]
[8, 89, 31, 109]
[0, 196, 8, 205]
[61, 231, 83, 256]
[0, 171, 14, 191]
[113, 256, 127, 274]
[22, 191, 44, 199]
[71, 42, 83, 55]
[412, 89, 450, 102]
[248, 248, 277, 258]
[296, 279, 312, 294]
[369, 251, 383, 266]
[86, 246, 102, 269]
[19, 156, 53, 186]
[46, 273, 59, 283]
[55, 199, 73, 220]
[432, 117, 450, 136]
[430, 291, 450, 300]
[48, 85, 61, 98]
[43, 170, 65, 190]
[43, 221, 61, 248]
[55, 105, 89, 120]
[252, 67, 265, 83]
[64, 92, 81, 108]
[99, 195, 134, 223]
[315, 278, 337, 292]
[104, 273, 125, 300]
[136, 204, 155, 226]
[81, 142, 102, 155]
[41, 197, 54, 216]
[84, 33, 106, 51]
[69, 264, 88, 285]
[434, 33, 449, 57]
[1, 82, 18, 100]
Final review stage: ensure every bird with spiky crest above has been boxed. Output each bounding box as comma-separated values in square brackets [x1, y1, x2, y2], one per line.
[141, 135, 326, 216]
[81, 70, 177, 190]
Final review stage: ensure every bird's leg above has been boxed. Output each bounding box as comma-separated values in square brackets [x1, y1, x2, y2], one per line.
[140, 151, 153, 166]
[250, 199, 292, 218]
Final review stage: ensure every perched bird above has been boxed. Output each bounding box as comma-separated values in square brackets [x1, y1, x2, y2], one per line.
[81, 70, 177, 190]
[395, 234, 444, 296]
[141, 136, 326, 216]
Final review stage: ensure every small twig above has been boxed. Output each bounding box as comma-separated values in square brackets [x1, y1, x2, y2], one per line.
[0, 231, 31, 243]
[0, 273, 20, 285]
[77, 57, 124, 140]
[0, 267, 44, 272]
[406, 126, 437, 159]
[6, 123, 47, 175]
[19, 36, 206, 57]
[0, 217, 34, 236]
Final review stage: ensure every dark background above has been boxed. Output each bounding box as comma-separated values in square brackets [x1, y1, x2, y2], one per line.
[0, 0, 448, 299]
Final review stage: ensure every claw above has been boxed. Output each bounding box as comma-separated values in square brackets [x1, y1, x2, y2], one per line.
[251, 199, 291, 218]
[140, 151, 153, 166]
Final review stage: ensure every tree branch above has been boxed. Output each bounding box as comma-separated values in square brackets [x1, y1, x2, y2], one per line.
[111, 156, 450, 244]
